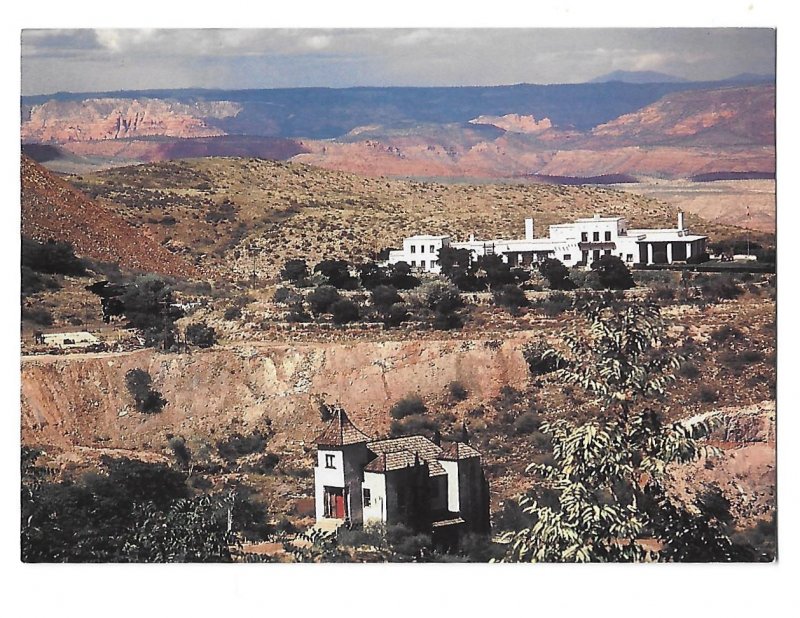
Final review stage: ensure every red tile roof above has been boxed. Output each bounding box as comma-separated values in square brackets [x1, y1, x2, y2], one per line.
[366, 436, 449, 476]
[314, 407, 372, 447]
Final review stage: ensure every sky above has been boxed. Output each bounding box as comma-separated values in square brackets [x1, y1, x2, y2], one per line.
[20, 28, 776, 96]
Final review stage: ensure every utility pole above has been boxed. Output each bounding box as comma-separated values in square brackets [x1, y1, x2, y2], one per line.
[159, 297, 170, 352]
[249, 243, 259, 288]
[746, 203, 751, 258]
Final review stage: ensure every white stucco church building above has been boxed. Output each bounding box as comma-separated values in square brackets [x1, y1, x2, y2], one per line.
[313, 408, 490, 540]
[388, 212, 708, 273]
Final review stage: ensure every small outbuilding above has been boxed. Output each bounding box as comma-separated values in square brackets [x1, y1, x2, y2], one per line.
[313, 408, 490, 541]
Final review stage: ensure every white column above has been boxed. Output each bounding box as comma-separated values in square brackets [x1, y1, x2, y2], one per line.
[686, 242, 693, 259]
[647, 243, 654, 264]
[666, 243, 673, 264]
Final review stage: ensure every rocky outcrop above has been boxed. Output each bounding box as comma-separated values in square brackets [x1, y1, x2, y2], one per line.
[711, 400, 776, 443]
[21, 98, 241, 143]
[469, 113, 553, 134]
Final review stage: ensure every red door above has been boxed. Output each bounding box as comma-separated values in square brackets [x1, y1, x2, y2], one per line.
[325, 487, 345, 518]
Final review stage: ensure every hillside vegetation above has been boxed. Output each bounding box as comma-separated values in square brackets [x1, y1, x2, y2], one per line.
[70, 157, 769, 282]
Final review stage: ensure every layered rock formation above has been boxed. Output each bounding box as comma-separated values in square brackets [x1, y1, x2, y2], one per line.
[21, 98, 240, 143]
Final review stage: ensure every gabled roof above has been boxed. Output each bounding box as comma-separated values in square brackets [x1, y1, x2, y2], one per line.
[315, 408, 372, 448]
[368, 435, 442, 461]
[363, 450, 448, 477]
[365, 435, 460, 477]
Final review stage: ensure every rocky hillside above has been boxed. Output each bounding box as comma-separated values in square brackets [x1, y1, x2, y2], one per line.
[68, 156, 763, 282]
[21, 155, 197, 278]
[590, 86, 775, 148]
[20, 294, 776, 527]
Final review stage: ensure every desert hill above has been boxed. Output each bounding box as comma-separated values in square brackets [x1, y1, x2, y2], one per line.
[69, 157, 768, 282]
[21, 155, 197, 278]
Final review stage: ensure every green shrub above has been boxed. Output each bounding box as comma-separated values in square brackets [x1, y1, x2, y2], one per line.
[21, 266, 60, 296]
[701, 275, 743, 302]
[331, 299, 360, 324]
[678, 362, 701, 379]
[383, 302, 410, 328]
[273, 287, 302, 305]
[390, 395, 427, 419]
[493, 284, 528, 312]
[389, 414, 439, 439]
[539, 258, 576, 290]
[535, 291, 572, 317]
[710, 325, 743, 342]
[286, 302, 312, 323]
[448, 381, 468, 401]
[223, 306, 242, 320]
[698, 385, 719, 403]
[185, 322, 217, 348]
[242, 453, 281, 474]
[216, 428, 270, 463]
[168, 436, 192, 468]
[22, 237, 86, 276]
[307, 285, 341, 315]
[513, 412, 542, 435]
[280, 259, 309, 282]
[371, 285, 402, 311]
[125, 369, 166, 414]
[589, 255, 635, 290]
[720, 349, 764, 371]
[22, 306, 53, 326]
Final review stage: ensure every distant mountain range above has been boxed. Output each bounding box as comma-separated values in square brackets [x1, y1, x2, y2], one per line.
[20, 78, 775, 181]
[588, 70, 774, 84]
[589, 70, 690, 84]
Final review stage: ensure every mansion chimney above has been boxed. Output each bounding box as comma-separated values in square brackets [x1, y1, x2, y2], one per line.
[524, 218, 534, 241]
[678, 212, 685, 230]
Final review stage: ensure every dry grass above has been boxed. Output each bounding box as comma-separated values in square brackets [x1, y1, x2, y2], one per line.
[71, 157, 764, 283]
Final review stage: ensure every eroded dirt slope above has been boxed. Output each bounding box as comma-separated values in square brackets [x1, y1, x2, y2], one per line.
[21, 336, 533, 452]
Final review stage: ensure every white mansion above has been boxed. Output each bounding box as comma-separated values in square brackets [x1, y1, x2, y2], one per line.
[388, 212, 708, 273]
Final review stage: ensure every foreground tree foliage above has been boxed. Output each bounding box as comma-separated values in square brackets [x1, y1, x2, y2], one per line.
[21, 450, 264, 562]
[502, 301, 757, 562]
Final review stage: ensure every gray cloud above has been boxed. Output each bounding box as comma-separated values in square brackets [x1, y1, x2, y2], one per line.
[21, 28, 775, 95]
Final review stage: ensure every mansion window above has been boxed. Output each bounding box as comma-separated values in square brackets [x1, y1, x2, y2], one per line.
[325, 454, 335, 469]
[410, 246, 416, 253]
[563, 254, 571, 262]
[581, 232, 588, 242]
[363, 488, 371, 507]
[593, 231, 600, 241]
[430, 245, 435, 253]
[605, 231, 612, 241]
[420, 245, 425, 253]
